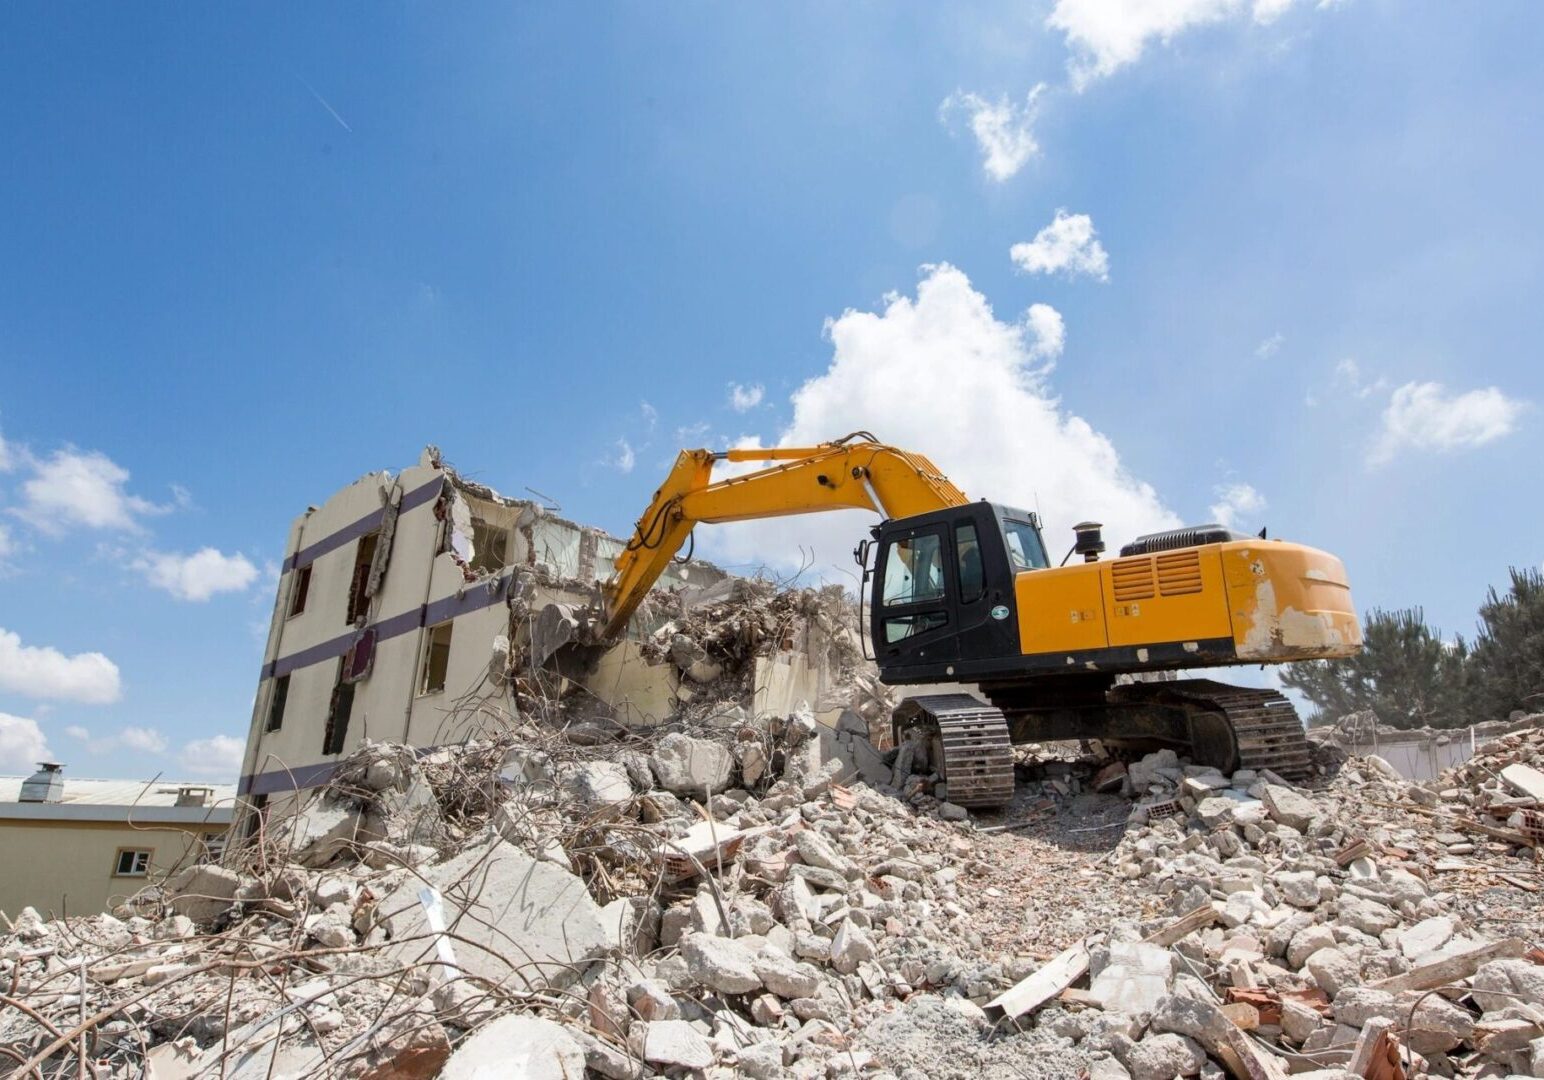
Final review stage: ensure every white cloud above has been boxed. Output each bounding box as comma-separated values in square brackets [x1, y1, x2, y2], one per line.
[0, 428, 13, 473]
[1009, 210, 1110, 281]
[133, 547, 260, 602]
[116, 726, 168, 754]
[1025, 303, 1066, 362]
[179, 734, 245, 778]
[1370, 382, 1526, 465]
[940, 87, 1046, 182]
[729, 383, 765, 413]
[640, 401, 659, 432]
[12, 447, 169, 534]
[608, 439, 636, 474]
[0, 523, 14, 562]
[700, 264, 1179, 578]
[1334, 357, 1389, 399]
[0, 627, 121, 705]
[0, 712, 52, 772]
[1209, 482, 1267, 529]
[1048, 0, 1317, 87]
[1254, 333, 1284, 359]
[64, 725, 91, 742]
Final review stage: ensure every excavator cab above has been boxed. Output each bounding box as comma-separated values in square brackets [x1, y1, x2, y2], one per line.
[865, 502, 1045, 680]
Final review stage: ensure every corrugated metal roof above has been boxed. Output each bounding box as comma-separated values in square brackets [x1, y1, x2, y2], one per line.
[0, 776, 238, 808]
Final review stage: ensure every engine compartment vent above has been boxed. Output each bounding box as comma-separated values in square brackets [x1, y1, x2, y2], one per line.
[1111, 558, 1155, 602]
[1156, 550, 1204, 595]
[1119, 524, 1249, 558]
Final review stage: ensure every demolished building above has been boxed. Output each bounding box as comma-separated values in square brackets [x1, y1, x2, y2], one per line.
[238, 447, 879, 827]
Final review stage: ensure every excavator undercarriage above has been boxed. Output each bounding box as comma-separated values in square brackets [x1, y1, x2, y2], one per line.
[893, 677, 1313, 809]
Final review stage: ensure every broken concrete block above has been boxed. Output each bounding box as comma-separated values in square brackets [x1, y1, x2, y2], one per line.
[277, 799, 365, 868]
[680, 932, 762, 994]
[599, 895, 659, 955]
[441, 1014, 585, 1080]
[1261, 784, 1319, 832]
[829, 918, 875, 975]
[637, 1019, 715, 1071]
[1089, 941, 1172, 1016]
[650, 732, 734, 796]
[753, 947, 822, 1000]
[1398, 915, 1455, 961]
[380, 837, 607, 993]
[165, 864, 241, 924]
[563, 761, 634, 816]
[1119, 1032, 1206, 1080]
[1471, 958, 1544, 1012]
[579, 641, 680, 726]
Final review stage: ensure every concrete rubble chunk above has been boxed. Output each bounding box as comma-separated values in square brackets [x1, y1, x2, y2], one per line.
[562, 761, 634, 815]
[277, 799, 366, 868]
[1088, 941, 1173, 1016]
[165, 864, 241, 924]
[441, 1014, 586, 1080]
[638, 1019, 716, 1071]
[829, 918, 876, 975]
[650, 732, 735, 796]
[753, 947, 822, 1000]
[1398, 915, 1454, 961]
[680, 931, 763, 994]
[1261, 783, 1319, 831]
[380, 837, 607, 993]
[1120, 1032, 1207, 1080]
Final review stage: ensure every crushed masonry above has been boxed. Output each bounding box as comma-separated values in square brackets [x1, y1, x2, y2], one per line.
[3, 578, 1543, 1079]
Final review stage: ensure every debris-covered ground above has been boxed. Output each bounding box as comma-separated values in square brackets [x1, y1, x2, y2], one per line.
[2, 586, 1542, 1079]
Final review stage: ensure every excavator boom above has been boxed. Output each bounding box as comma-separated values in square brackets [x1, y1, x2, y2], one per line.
[603, 434, 967, 638]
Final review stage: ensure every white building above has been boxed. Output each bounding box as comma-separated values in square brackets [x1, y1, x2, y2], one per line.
[237, 448, 726, 817]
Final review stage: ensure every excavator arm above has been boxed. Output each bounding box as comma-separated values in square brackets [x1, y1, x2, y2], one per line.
[602, 433, 969, 638]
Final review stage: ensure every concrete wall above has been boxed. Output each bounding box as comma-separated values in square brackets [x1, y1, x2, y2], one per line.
[0, 819, 225, 920]
[238, 450, 727, 811]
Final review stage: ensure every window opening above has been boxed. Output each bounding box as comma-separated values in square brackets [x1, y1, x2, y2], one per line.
[265, 674, 290, 732]
[288, 566, 312, 616]
[469, 519, 509, 574]
[113, 849, 152, 877]
[420, 621, 453, 695]
[322, 661, 355, 755]
[345, 533, 379, 625]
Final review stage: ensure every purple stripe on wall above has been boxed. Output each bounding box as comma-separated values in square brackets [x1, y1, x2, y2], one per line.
[238, 759, 340, 796]
[257, 573, 513, 678]
[281, 478, 444, 573]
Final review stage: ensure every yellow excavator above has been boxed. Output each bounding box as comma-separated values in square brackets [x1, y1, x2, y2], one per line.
[582, 433, 1360, 808]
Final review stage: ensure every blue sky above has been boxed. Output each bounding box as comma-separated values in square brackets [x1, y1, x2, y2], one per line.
[1, 2, 1539, 778]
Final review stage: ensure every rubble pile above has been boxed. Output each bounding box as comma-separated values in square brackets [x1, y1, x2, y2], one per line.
[2, 652, 1541, 1078]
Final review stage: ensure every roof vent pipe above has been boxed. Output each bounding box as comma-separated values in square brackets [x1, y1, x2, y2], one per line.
[19, 762, 65, 804]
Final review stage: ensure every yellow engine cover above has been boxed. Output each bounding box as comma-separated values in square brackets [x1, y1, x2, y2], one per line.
[1013, 540, 1360, 668]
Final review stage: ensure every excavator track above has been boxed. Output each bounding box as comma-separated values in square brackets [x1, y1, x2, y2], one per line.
[1158, 679, 1315, 780]
[892, 694, 1016, 809]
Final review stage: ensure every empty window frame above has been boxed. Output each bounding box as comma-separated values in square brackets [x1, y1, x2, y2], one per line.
[419, 621, 453, 695]
[469, 519, 509, 574]
[322, 661, 356, 756]
[265, 674, 290, 732]
[345, 533, 379, 625]
[202, 832, 228, 864]
[113, 849, 152, 877]
[288, 565, 312, 617]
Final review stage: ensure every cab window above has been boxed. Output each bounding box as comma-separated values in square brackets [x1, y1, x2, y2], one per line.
[956, 523, 984, 601]
[1002, 519, 1049, 570]
[882, 534, 945, 607]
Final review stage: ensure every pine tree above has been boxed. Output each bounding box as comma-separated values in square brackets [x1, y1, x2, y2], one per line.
[1464, 567, 1544, 721]
[1280, 607, 1468, 729]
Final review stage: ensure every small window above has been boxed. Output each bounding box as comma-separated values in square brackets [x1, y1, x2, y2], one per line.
[882, 534, 945, 607]
[884, 611, 949, 643]
[265, 674, 290, 732]
[113, 849, 152, 877]
[345, 533, 379, 625]
[469, 519, 509, 574]
[1003, 519, 1050, 571]
[956, 523, 984, 602]
[420, 621, 453, 695]
[322, 661, 355, 756]
[288, 565, 312, 616]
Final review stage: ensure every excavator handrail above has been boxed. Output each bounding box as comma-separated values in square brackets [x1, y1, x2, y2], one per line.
[600, 437, 971, 639]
